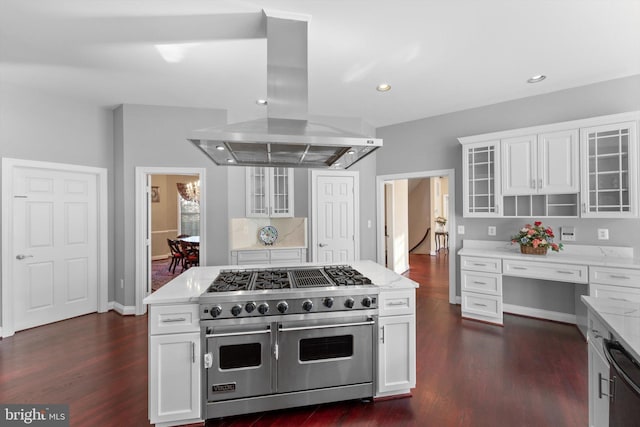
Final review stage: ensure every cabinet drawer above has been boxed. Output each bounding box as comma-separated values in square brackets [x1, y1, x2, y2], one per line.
[590, 283, 640, 303]
[270, 248, 302, 261]
[460, 256, 502, 273]
[237, 250, 270, 263]
[379, 290, 415, 316]
[461, 292, 502, 321]
[503, 259, 588, 283]
[590, 267, 640, 287]
[150, 304, 200, 335]
[587, 312, 610, 359]
[461, 271, 502, 296]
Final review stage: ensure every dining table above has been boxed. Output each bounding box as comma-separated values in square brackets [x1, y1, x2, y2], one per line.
[179, 235, 199, 245]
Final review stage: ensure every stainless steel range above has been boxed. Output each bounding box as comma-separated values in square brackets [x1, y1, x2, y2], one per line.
[199, 265, 378, 419]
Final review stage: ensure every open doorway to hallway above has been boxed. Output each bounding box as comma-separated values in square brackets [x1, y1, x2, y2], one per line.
[377, 169, 456, 304]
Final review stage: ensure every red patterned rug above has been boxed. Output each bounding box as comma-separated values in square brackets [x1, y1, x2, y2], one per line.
[152, 258, 183, 291]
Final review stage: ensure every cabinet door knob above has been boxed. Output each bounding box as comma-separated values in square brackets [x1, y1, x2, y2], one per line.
[319, 243, 328, 247]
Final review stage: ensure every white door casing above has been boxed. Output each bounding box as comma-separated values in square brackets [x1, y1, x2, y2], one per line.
[310, 170, 359, 263]
[2, 158, 108, 337]
[384, 183, 394, 270]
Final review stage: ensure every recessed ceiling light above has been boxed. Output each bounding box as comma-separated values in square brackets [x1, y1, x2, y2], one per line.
[347, 150, 356, 155]
[376, 83, 391, 92]
[216, 145, 225, 151]
[226, 159, 234, 163]
[256, 99, 268, 105]
[527, 75, 546, 83]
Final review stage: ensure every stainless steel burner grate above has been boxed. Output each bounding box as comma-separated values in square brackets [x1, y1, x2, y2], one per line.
[290, 269, 333, 288]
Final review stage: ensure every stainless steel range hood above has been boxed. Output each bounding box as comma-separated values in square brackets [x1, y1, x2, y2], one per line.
[188, 9, 382, 169]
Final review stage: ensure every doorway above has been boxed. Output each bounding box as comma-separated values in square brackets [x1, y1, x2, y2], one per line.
[135, 167, 207, 315]
[376, 169, 456, 304]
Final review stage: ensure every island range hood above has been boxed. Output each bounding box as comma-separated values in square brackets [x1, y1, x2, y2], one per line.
[188, 10, 382, 169]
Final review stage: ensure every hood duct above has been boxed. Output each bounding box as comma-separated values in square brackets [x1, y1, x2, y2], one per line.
[188, 9, 382, 169]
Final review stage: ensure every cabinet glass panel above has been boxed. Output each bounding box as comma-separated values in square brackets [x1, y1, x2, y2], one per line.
[587, 128, 631, 213]
[271, 167, 290, 214]
[467, 146, 496, 213]
[249, 167, 267, 215]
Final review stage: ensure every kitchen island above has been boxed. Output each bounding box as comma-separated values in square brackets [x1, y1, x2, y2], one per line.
[144, 260, 418, 427]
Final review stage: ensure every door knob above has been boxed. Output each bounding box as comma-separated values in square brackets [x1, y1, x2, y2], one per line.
[16, 254, 34, 260]
[318, 243, 328, 247]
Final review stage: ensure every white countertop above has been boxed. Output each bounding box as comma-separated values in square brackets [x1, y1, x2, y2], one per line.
[458, 240, 640, 270]
[582, 296, 640, 362]
[143, 260, 419, 305]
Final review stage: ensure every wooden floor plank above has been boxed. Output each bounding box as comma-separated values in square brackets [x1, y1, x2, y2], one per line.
[0, 254, 587, 426]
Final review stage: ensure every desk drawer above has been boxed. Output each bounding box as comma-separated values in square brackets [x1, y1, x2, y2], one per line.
[503, 259, 588, 283]
[460, 256, 501, 273]
[461, 271, 502, 296]
[461, 293, 502, 320]
[149, 304, 200, 335]
[590, 267, 640, 287]
[590, 283, 640, 303]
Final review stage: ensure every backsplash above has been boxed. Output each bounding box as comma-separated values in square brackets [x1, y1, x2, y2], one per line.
[229, 217, 307, 250]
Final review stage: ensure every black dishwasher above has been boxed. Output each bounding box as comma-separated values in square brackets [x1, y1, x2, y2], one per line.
[603, 339, 640, 427]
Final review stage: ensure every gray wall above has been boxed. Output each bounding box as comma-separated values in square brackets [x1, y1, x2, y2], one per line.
[376, 74, 640, 315]
[0, 82, 116, 323]
[114, 104, 227, 306]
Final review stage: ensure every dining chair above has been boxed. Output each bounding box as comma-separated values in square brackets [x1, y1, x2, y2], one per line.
[167, 239, 184, 274]
[180, 241, 199, 270]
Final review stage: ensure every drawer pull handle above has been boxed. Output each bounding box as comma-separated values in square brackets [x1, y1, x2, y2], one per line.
[387, 301, 407, 306]
[472, 263, 487, 267]
[609, 297, 629, 302]
[473, 303, 488, 307]
[556, 271, 574, 274]
[592, 329, 603, 339]
[472, 281, 487, 285]
[162, 317, 187, 323]
[512, 266, 527, 270]
[610, 275, 631, 280]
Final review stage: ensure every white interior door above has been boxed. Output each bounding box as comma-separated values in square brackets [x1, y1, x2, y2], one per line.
[11, 166, 98, 332]
[312, 171, 358, 263]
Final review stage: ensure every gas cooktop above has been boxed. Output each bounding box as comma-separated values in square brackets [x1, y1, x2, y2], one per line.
[206, 265, 372, 293]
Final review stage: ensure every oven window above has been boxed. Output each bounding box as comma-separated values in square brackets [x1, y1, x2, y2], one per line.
[299, 335, 353, 361]
[219, 343, 261, 369]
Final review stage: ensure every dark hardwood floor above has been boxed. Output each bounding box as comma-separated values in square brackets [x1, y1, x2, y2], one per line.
[0, 254, 587, 427]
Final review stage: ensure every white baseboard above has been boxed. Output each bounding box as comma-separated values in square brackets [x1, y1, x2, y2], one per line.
[503, 303, 576, 324]
[110, 301, 136, 316]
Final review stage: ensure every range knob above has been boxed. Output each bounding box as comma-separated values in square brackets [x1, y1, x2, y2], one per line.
[210, 305, 222, 318]
[344, 298, 355, 309]
[323, 297, 334, 308]
[362, 296, 372, 308]
[258, 303, 269, 315]
[231, 304, 243, 317]
[302, 300, 313, 312]
[277, 301, 289, 314]
[245, 302, 256, 313]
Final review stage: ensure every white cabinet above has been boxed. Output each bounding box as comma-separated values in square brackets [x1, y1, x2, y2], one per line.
[460, 255, 503, 325]
[246, 167, 294, 217]
[587, 312, 611, 427]
[581, 121, 638, 217]
[502, 130, 579, 196]
[230, 247, 307, 265]
[149, 304, 201, 427]
[462, 141, 501, 217]
[376, 290, 416, 397]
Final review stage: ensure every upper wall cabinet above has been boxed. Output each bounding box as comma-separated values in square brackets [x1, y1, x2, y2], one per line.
[462, 141, 501, 217]
[580, 121, 638, 218]
[246, 167, 294, 217]
[459, 111, 640, 218]
[502, 130, 579, 196]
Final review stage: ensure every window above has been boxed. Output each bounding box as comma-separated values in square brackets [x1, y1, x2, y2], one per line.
[179, 196, 200, 236]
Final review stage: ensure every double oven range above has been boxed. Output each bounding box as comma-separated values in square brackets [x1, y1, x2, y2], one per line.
[199, 265, 379, 419]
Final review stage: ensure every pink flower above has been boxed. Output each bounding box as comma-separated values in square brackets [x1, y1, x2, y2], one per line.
[551, 243, 559, 250]
[532, 239, 541, 248]
[527, 229, 536, 236]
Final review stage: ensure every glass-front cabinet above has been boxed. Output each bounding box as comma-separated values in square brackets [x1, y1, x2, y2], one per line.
[246, 167, 294, 217]
[462, 141, 501, 217]
[581, 121, 637, 218]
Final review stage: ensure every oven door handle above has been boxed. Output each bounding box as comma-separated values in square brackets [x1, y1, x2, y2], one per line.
[279, 320, 375, 332]
[206, 328, 271, 338]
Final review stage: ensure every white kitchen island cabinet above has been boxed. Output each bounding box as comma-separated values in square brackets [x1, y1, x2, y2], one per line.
[376, 289, 417, 397]
[148, 304, 202, 427]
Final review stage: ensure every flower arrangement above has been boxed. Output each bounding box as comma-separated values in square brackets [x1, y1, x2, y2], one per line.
[511, 221, 563, 253]
[435, 216, 447, 225]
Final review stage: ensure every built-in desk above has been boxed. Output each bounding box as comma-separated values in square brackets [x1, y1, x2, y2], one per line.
[458, 240, 640, 331]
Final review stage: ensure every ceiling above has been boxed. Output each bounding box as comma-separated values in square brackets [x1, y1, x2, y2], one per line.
[1, 0, 639, 128]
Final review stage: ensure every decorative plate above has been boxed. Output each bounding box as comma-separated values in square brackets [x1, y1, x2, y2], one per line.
[258, 225, 278, 246]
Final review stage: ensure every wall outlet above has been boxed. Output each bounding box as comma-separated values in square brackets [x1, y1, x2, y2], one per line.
[488, 226, 496, 236]
[597, 228, 609, 240]
[457, 225, 465, 235]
